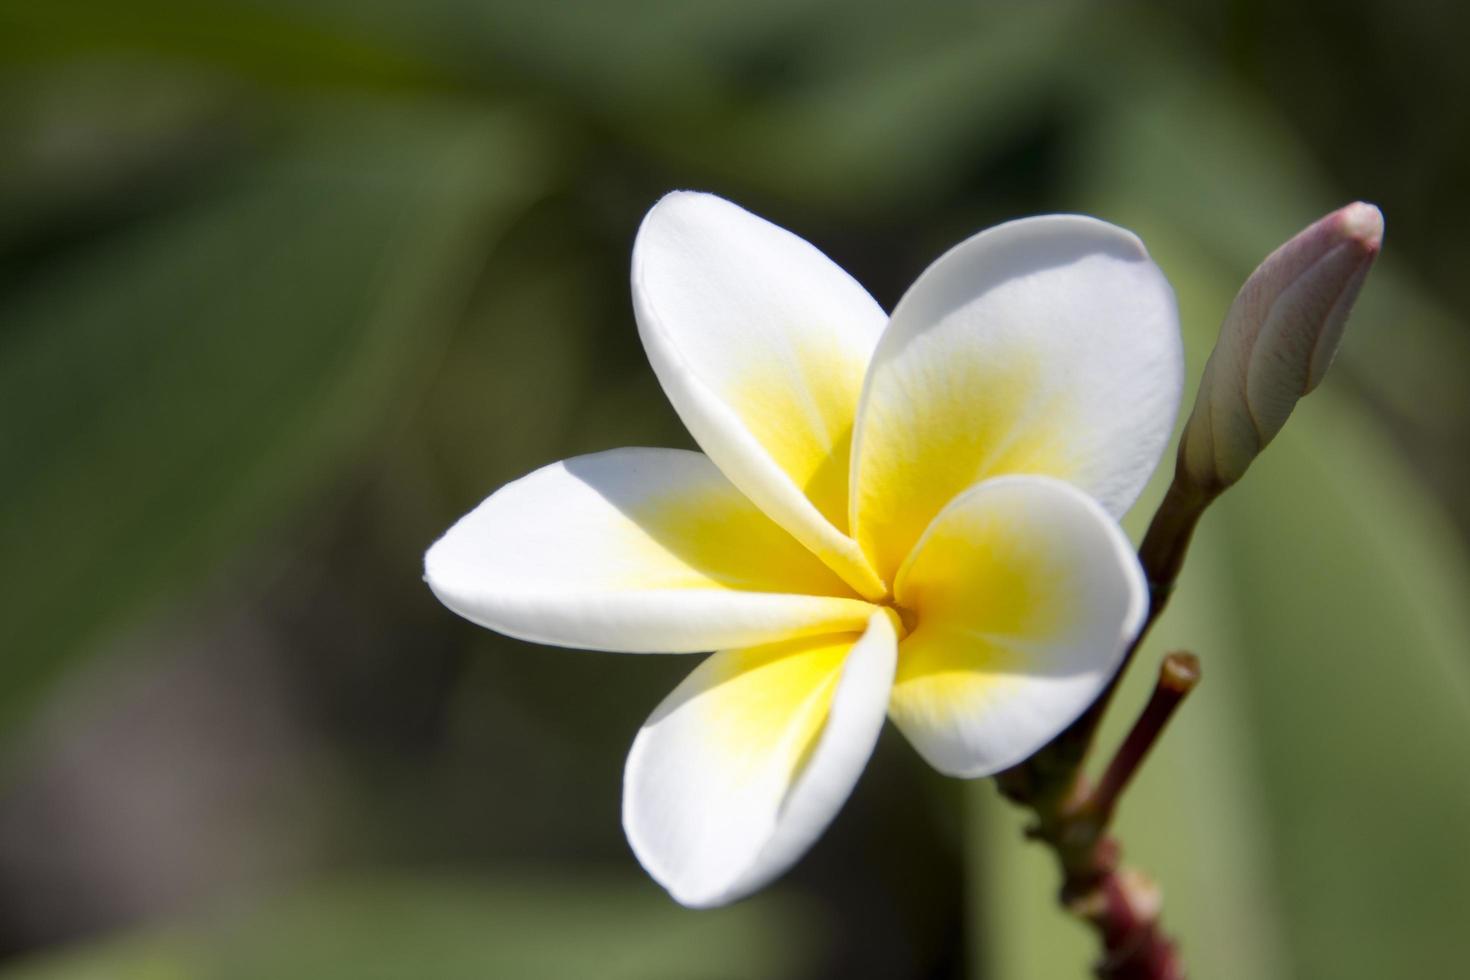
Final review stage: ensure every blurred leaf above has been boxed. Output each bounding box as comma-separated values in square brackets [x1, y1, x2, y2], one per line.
[0, 102, 544, 737]
[0, 65, 241, 260]
[0, 0, 455, 91]
[1069, 43, 1470, 429]
[309, 0, 1086, 212]
[1201, 405, 1470, 978]
[637, 1, 1085, 212]
[0, 872, 824, 980]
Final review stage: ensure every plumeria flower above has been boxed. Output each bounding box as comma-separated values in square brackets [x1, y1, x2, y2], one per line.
[425, 192, 1182, 907]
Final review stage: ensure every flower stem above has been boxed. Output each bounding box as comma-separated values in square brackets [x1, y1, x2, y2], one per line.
[996, 654, 1201, 979]
[1088, 652, 1201, 826]
[1054, 470, 1213, 763]
[992, 460, 1218, 979]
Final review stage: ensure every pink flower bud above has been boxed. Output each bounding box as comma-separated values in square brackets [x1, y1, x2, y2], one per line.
[1180, 202, 1383, 492]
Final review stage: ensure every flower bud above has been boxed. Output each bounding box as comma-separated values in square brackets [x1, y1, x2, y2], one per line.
[1180, 202, 1383, 493]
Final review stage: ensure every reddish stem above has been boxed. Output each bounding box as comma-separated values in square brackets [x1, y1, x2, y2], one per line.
[996, 654, 1203, 980]
[1086, 868, 1186, 980]
[1090, 652, 1202, 824]
[993, 462, 1217, 980]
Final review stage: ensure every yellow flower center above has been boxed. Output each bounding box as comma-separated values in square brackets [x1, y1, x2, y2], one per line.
[888, 599, 920, 639]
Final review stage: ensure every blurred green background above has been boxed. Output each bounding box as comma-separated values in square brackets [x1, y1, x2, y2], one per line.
[2, 1, 1468, 977]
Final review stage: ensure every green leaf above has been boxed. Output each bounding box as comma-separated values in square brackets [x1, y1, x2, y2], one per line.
[633, 1, 1087, 212]
[0, 873, 824, 980]
[0, 102, 543, 735]
[0, 0, 453, 90]
[1070, 48, 1470, 429]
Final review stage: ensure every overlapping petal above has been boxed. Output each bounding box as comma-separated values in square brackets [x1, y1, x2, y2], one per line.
[623, 611, 897, 907]
[424, 448, 876, 653]
[888, 476, 1146, 778]
[632, 192, 888, 598]
[851, 215, 1182, 582]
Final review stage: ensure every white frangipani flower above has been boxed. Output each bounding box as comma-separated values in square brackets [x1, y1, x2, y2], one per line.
[425, 192, 1183, 908]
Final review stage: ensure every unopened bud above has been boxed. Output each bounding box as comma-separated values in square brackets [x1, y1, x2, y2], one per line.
[1180, 202, 1383, 492]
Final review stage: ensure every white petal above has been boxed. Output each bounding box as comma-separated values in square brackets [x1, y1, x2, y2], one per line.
[633, 191, 888, 598]
[888, 476, 1146, 778]
[623, 612, 897, 907]
[424, 448, 876, 653]
[851, 215, 1183, 582]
